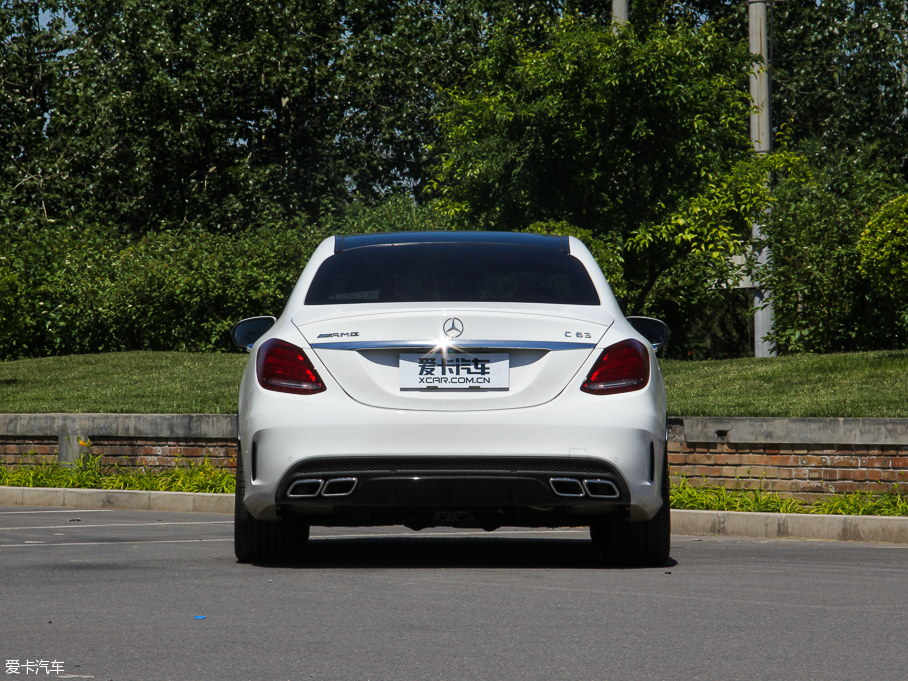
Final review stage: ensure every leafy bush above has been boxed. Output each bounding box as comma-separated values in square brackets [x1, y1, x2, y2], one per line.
[858, 193, 908, 302]
[0, 263, 23, 358]
[671, 476, 908, 516]
[756, 150, 908, 353]
[2, 222, 326, 358]
[0, 452, 235, 494]
[0, 196, 457, 360]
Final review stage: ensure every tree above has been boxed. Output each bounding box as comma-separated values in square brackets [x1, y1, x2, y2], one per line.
[755, 149, 907, 353]
[431, 16, 803, 315]
[651, 0, 908, 169]
[0, 0, 591, 235]
[0, 0, 66, 224]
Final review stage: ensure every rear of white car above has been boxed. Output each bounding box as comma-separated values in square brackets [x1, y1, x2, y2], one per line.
[233, 232, 670, 566]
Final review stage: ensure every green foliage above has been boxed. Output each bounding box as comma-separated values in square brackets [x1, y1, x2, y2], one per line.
[629, 150, 809, 260]
[858, 193, 908, 302]
[0, 452, 236, 494]
[0, 1, 67, 221]
[0, 0, 578, 235]
[755, 150, 908, 354]
[0, 196, 456, 360]
[670, 476, 908, 516]
[660, 1, 908, 168]
[0, 263, 23, 359]
[1, 223, 325, 358]
[769, 0, 908, 170]
[431, 15, 801, 325]
[670, 476, 807, 513]
[319, 194, 457, 236]
[645, 255, 753, 360]
[433, 17, 755, 237]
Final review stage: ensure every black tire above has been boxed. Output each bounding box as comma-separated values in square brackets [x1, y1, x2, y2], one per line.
[234, 452, 310, 563]
[590, 446, 671, 568]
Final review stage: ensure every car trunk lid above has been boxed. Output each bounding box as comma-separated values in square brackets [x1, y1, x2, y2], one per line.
[294, 306, 612, 411]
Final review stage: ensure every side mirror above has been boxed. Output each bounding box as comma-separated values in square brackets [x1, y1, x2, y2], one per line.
[627, 316, 671, 351]
[231, 316, 276, 351]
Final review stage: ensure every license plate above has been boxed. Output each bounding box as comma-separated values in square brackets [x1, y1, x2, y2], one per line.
[399, 352, 509, 390]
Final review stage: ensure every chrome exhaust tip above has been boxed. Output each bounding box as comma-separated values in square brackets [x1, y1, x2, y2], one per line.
[583, 479, 620, 499]
[287, 479, 323, 498]
[549, 478, 585, 497]
[322, 477, 358, 497]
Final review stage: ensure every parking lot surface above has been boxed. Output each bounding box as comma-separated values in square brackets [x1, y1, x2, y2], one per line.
[2, 505, 907, 680]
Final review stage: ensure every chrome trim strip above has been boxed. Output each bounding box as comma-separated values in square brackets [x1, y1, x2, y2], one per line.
[309, 340, 596, 351]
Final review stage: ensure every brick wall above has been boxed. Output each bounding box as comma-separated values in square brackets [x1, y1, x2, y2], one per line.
[0, 414, 238, 472]
[0, 435, 237, 471]
[0, 436, 59, 466]
[668, 417, 908, 501]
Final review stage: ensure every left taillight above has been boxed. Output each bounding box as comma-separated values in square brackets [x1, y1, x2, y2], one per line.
[256, 338, 326, 395]
[581, 339, 650, 395]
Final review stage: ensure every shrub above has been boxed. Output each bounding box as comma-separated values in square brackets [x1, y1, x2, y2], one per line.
[1, 221, 326, 358]
[858, 193, 908, 303]
[0, 196, 456, 359]
[756, 150, 908, 353]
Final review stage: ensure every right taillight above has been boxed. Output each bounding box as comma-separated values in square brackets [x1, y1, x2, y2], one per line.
[256, 338, 326, 395]
[581, 339, 650, 395]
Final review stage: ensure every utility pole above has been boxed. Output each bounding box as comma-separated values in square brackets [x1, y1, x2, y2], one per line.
[749, 0, 775, 357]
[612, 0, 628, 28]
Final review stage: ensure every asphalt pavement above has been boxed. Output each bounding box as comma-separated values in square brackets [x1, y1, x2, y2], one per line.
[2, 505, 907, 681]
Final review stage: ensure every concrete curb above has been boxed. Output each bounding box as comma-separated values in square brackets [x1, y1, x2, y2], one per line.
[3, 486, 908, 544]
[0, 486, 233, 515]
[672, 509, 908, 544]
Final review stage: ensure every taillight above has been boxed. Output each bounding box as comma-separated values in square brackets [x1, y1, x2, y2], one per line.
[256, 338, 326, 395]
[581, 339, 650, 395]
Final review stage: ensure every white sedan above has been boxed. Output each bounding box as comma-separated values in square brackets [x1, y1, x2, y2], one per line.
[231, 231, 671, 566]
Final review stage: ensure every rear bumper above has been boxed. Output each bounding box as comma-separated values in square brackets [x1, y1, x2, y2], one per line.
[240, 394, 667, 524]
[273, 456, 629, 528]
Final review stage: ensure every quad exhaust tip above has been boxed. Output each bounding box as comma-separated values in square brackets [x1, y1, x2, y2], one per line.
[322, 477, 358, 497]
[287, 477, 358, 498]
[583, 479, 620, 499]
[287, 479, 323, 498]
[549, 478, 585, 497]
[549, 477, 620, 499]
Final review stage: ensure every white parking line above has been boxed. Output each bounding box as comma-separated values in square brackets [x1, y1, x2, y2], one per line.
[0, 538, 234, 548]
[0, 509, 116, 515]
[0, 521, 232, 531]
[0, 529, 587, 548]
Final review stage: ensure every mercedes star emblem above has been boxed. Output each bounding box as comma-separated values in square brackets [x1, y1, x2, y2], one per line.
[443, 317, 464, 338]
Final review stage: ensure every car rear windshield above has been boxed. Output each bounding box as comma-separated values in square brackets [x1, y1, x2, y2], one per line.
[305, 243, 600, 305]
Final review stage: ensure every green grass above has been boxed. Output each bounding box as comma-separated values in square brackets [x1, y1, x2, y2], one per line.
[2, 349, 908, 416]
[0, 352, 246, 413]
[0, 454, 235, 494]
[661, 349, 908, 417]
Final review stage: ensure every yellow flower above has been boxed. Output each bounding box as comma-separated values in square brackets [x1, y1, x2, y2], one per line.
[78, 438, 90, 447]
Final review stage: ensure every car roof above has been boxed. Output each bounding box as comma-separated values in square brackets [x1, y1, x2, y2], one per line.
[334, 231, 571, 253]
